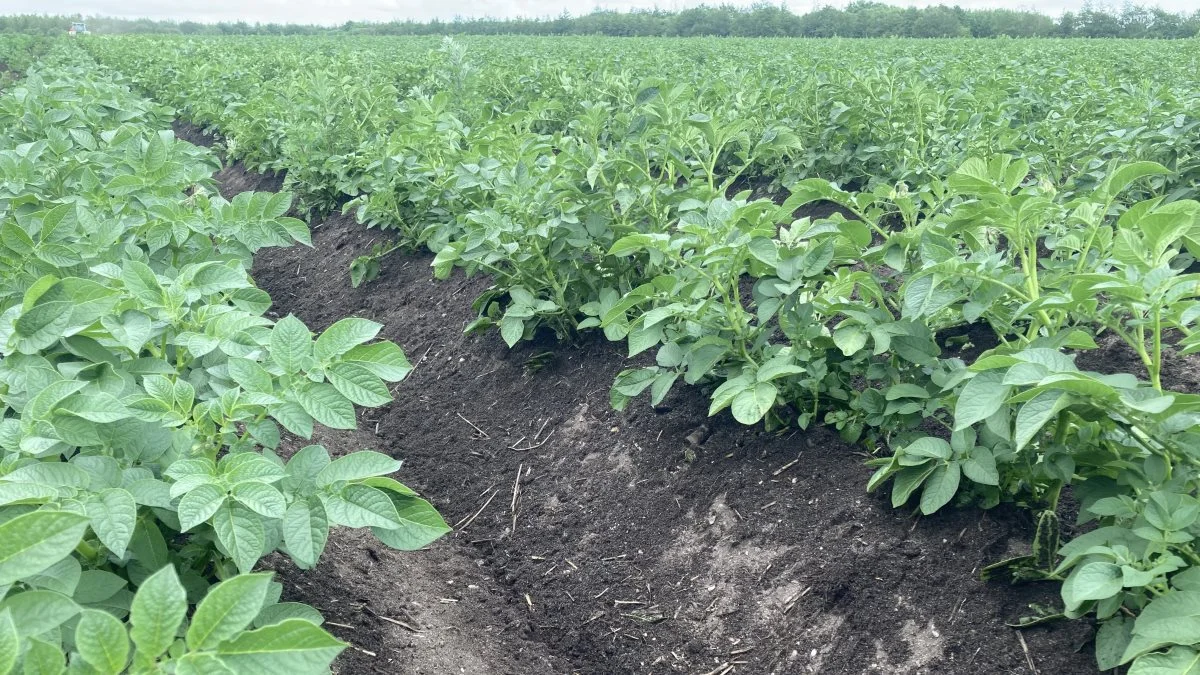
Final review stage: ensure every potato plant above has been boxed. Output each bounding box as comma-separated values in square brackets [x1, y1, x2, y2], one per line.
[79, 34, 1200, 673]
[0, 45, 447, 672]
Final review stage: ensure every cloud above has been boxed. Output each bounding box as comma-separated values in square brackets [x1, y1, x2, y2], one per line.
[19, 0, 1199, 25]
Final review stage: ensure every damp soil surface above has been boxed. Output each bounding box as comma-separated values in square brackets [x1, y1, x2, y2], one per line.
[184, 124, 1099, 675]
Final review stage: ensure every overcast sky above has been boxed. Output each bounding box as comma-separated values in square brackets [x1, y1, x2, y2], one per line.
[9, 0, 1196, 25]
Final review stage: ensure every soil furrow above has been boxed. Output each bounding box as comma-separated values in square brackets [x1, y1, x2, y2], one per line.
[189, 123, 1097, 674]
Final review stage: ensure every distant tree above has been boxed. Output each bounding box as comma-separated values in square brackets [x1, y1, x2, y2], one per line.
[911, 6, 968, 37]
[0, 4, 1194, 38]
[1079, 2, 1123, 36]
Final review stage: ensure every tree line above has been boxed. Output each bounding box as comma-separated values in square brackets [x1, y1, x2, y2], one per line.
[4, 2, 1199, 39]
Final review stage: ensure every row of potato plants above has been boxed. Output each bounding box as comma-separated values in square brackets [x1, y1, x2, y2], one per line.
[0, 44, 448, 673]
[83, 37, 1200, 672]
[84, 35, 1200, 215]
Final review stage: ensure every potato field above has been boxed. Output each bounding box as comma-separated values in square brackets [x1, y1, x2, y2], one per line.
[0, 33, 1199, 674]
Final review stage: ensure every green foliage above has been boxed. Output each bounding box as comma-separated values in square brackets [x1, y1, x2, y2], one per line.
[0, 46, 447, 673]
[83, 34, 1200, 673]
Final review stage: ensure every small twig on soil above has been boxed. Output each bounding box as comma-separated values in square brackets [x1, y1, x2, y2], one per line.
[772, 455, 802, 476]
[730, 646, 753, 656]
[511, 429, 555, 451]
[456, 412, 491, 439]
[412, 343, 435, 371]
[351, 646, 377, 657]
[1016, 631, 1038, 673]
[510, 463, 524, 535]
[525, 593, 534, 612]
[784, 585, 812, 614]
[581, 612, 605, 626]
[325, 622, 355, 629]
[594, 587, 610, 600]
[949, 596, 966, 624]
[474, 366, 500, 380]
[362, 606, 421, 633]
[454, 489, 498, 531]
[532, 418, 550, 443]
[700, 663, 731, 675]
[757, 563, 772, 582]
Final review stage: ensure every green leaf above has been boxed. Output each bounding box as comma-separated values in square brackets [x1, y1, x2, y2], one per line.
[1105, 161, 1171, 197]
[902, 274, 957, 319]
[192, 264, 245, 296]
[76, 608, 130, 675]
[285, 445, 331, 484]
[254, 602, 324, 628]
[101, 310, 152, 353]
[919, 463, 960, 514]
[211, 503, 266, 575]
[215, 619, 345, 674]
[891, 464, 937, 508]
[499, 316, 524, 347]
[370, 494, 450, 551]
[175, 653, 235, 675]
[799, 238, 835, 277]
[282, 498, 328, 569]
[608, 234, 653, 257]
[295, 383, 356, 430]
[270, 401, 313, 439]
[730, 382, 777, 424]
[961, 447, 999, 486]
[187, 573, 274, 651]
[130, 565, 187, 662]
[1014, 390, 1068, 451]
[833, 326, 867, 357]
[340, 342, 412, 381]
[232, 482, 287, 519]
[1062, 562, 1124, 611]
[86, 488, 138, 557]
[1097, 616, 1134, 671]
[1122, 591, 1200, 664]
[0, 610, 16, 675]
[315, 451, 401, 486]
[314, 318, 382, 364]
[177, 483, 228, 532]
[14, 300, 72, 354]
[1128, 647, 1200, 675]
[901, 437, 952, 460]
[0, 589, 79, 636]
[0, 510, 88, 585]
[73, 570, 129, 606]
[326, 362, 391, 407]
[270, 315, 314, 374]
[954, 370, 1010, 430]
[323, 485, 401, 529]
[22, 637, 64, 675]
[228, 358, 274, 394]
[885, 383, 929, 400]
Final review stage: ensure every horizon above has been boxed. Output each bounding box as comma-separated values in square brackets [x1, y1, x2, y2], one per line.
[12, 0, 1199, 27]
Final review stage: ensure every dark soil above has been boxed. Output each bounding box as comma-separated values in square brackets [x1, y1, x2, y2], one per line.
[184, 126, 1099, 675]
